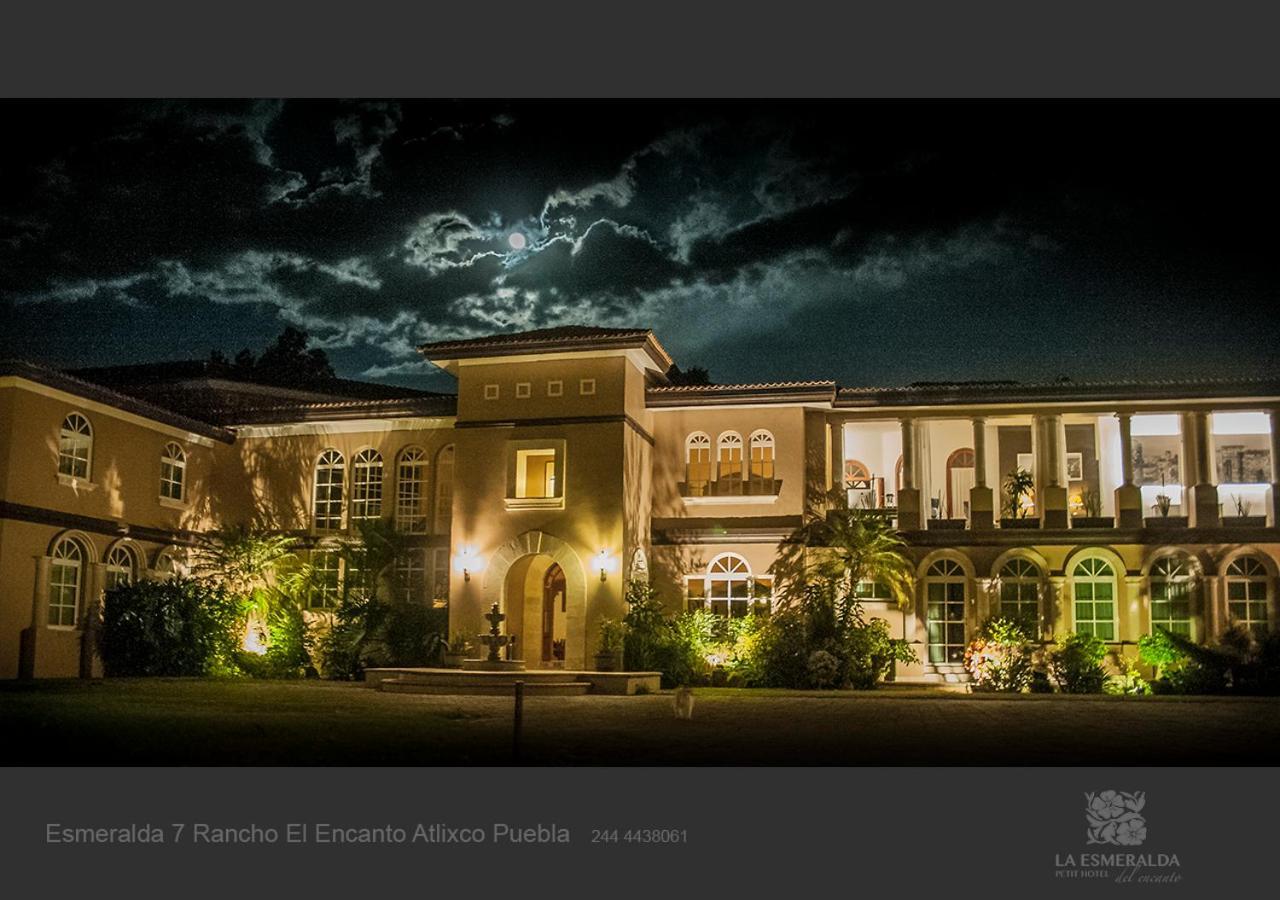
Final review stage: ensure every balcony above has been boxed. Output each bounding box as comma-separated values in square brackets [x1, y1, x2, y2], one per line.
[680, 477, 782, 506]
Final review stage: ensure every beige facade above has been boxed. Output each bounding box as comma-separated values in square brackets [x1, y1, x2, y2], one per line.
[2, 328, 1279, 680]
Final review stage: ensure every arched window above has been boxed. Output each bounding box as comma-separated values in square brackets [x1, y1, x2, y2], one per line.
[434, 444, 455, 534]
[684, 432, 712, 496]
[946, 447, 976, 518]
[58, 413, 93, 480]
[160, 442, 186, 501]
[717, 431, 744, 495]
[687, 553, 770, 617]
[395, 447, 428, 533]
[748, 430, 775, 494]
[1072, 557, 1117, 641]
[1226, 556, 1271, 637]
[104, 544, 138, 591]
[350, 449, 384, 522]
[313, 449, 345, 531]
[152, 547, 185, 578]
[48, 537, 85, 626]
[997, 557, 1041, 631]
[1150, 556, 1194, 637]
[925, 558, 967, 663]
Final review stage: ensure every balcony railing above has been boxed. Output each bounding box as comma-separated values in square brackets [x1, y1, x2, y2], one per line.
[680, 477, 782, 499]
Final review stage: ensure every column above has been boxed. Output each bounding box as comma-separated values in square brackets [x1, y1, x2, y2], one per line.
[1269, 409, 1280, 527]
[1035, 413, 1069, 528]
[898, 418, 923, 531]
[1048, 575, 1068, 637]
[1125, 575, 1146, 648]
[18, 555, 51, 680]
[1114, 413, 1143, 527]
[1182, 411, 1220, 528]
[969, 417, 994, 529]
[80, 562, 106, 679]
[828, 419, 844, 503]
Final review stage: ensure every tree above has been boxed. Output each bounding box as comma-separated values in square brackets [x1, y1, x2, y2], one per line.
[666, 364, 711, 386]
[783, 509, 915, 610]
[207, 326, 336, 388]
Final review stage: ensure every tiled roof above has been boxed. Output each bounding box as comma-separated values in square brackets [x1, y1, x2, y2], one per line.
[646, 380, 838, 406]
[420, 325, 673, 370]
[218, 395, 458, 426]
[834, 375, 1280, 407]
[0, 360, 237, 442]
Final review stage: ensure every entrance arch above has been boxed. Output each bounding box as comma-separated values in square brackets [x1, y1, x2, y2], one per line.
[481, 531, 587, 669]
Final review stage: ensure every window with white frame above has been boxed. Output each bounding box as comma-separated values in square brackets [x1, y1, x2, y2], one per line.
[434, 445, 454, 533]
[395, 447, 429, 533]
[48, 537, 85, 626]
[153, 547, 184, 578]
[854, 580, 892, 600]
[351, 449, 384, 522]
[1226, 556, 1271, 637]
[1150, 556, 1194, 637]
[748, 430, 775, 493]
[313, 449, 345, 531]
[717, 432, 744, 494]
[1072, 557, 1117, 641]
[160, 442, 186, 501]
[394, 549, 427, 603]
[105, 545, 138, 591]
[58, 413, 92, 480]
[685, 432, 712, 496]
[688, 553, 770, 618]
[925, 558, 967, 663]
[998, 558, 1041, 631]
[309, 550, 342, 609]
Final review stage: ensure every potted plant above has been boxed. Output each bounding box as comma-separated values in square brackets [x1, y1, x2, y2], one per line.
[1000, 468, 1040, 529]
[1226, 494, 1267, 527]
[441, 633, 470, 668]
[1144, 476, 1187, 528]
[1072, 488, 1114, 529]
[594, 619, 626, 672]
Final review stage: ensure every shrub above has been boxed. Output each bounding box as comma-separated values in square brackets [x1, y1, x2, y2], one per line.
[1137, 629, 1183, 679]
[1049, 631, 1108, 693]
[315, 593, 447, 680]
[99, 577, 242, 677]
[807, 650, 840, 688]
[1105, 659, 1152, 695]
[964, 617, 1034, 692]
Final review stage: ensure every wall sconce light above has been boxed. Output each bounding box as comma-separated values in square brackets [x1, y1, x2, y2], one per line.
[453, 546, 486, 583]
[596, 549, 618, 582]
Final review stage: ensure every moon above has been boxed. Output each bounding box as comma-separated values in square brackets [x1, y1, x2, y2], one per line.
[507, 232, 526, 250]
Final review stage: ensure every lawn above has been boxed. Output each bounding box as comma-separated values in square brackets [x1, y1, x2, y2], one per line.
[3, 679, 1279, 765]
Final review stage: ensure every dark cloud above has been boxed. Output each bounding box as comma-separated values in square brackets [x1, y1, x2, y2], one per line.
[2, 100, 1277, 388]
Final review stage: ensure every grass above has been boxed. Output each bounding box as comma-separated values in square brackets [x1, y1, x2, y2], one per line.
[3, 678, 1279, 765]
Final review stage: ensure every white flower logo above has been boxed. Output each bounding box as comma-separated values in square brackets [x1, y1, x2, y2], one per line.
[1085, 790, 1146, 846]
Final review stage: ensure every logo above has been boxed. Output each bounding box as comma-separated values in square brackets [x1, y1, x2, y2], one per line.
[1085, 790, 1147, 846]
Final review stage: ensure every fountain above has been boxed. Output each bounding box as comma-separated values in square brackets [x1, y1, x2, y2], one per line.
[464, 602, 525, 671]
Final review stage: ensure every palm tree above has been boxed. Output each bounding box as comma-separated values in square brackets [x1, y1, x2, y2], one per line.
[193, 525, 299, 651]
[781, 509, 914, 610]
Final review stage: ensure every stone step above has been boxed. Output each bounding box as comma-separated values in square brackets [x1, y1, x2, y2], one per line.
[391, 670, 585, 686]
[380, 678, 591, 697]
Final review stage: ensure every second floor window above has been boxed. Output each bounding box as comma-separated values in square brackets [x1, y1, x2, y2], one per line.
[351, 449, 384, 522]
[434, 444, 455, 533]
[313, 449, 345, 531]
[748, 430, 775, 493]
[395, 447, 428, 533]
[160, 442, 186, 501]
[685, 432, 712, 496]
[717, 432, 744, 494]
[515, 448, 558, 499]
[58, 413, 93, 479]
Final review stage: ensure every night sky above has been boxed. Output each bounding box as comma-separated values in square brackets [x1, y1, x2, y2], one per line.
[1, 100, 1276, 392]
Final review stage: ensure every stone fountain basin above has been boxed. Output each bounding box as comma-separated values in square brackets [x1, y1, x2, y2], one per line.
[462, 659, 527, 672]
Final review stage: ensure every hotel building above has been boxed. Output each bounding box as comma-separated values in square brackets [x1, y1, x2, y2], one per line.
[2, 326, 1277, 680]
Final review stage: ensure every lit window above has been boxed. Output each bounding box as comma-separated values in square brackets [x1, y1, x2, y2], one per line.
[395, 447, 428, 533]
[579, 378, 596, 396]
[717, 432, 744, 494]
[515, 448, 558, 498]
[998, 558, 1041, 631]
[926, 558, 967, 663]
[160, 442, 186, 501]
[313, 450, 345, 532]
[434, 445, 455, 534]
[684, 432, 711, 496]
[309, 550, 341, 609]
[48, 537, 85, 626]
[105, 545, 138, 591]
[351, 449, 384, 522]
[1073, 557, 1117, 641]
[854, 580, 892, 600]
[1150, 556, 1194, 637]
[748, 430, 775, 494]
[1226, 556, 1271, 637]
[58, 413, 92, 480]
[693, 553, 768, 618]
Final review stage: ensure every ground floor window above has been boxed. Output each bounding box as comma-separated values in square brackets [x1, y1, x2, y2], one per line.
[1072, 557, 1117, 641]
[1150, 556, 1194, 637]
[1226, 556, 1271, 637]
[997, 558, 1040, 632]
[48, 538, 84, 626]
[688, 553, 771, 617]
[925, 559, 966, 664]
[309, 550, 342, 609]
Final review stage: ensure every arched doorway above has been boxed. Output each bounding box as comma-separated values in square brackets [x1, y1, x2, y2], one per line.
[542, 564, 567, 664]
